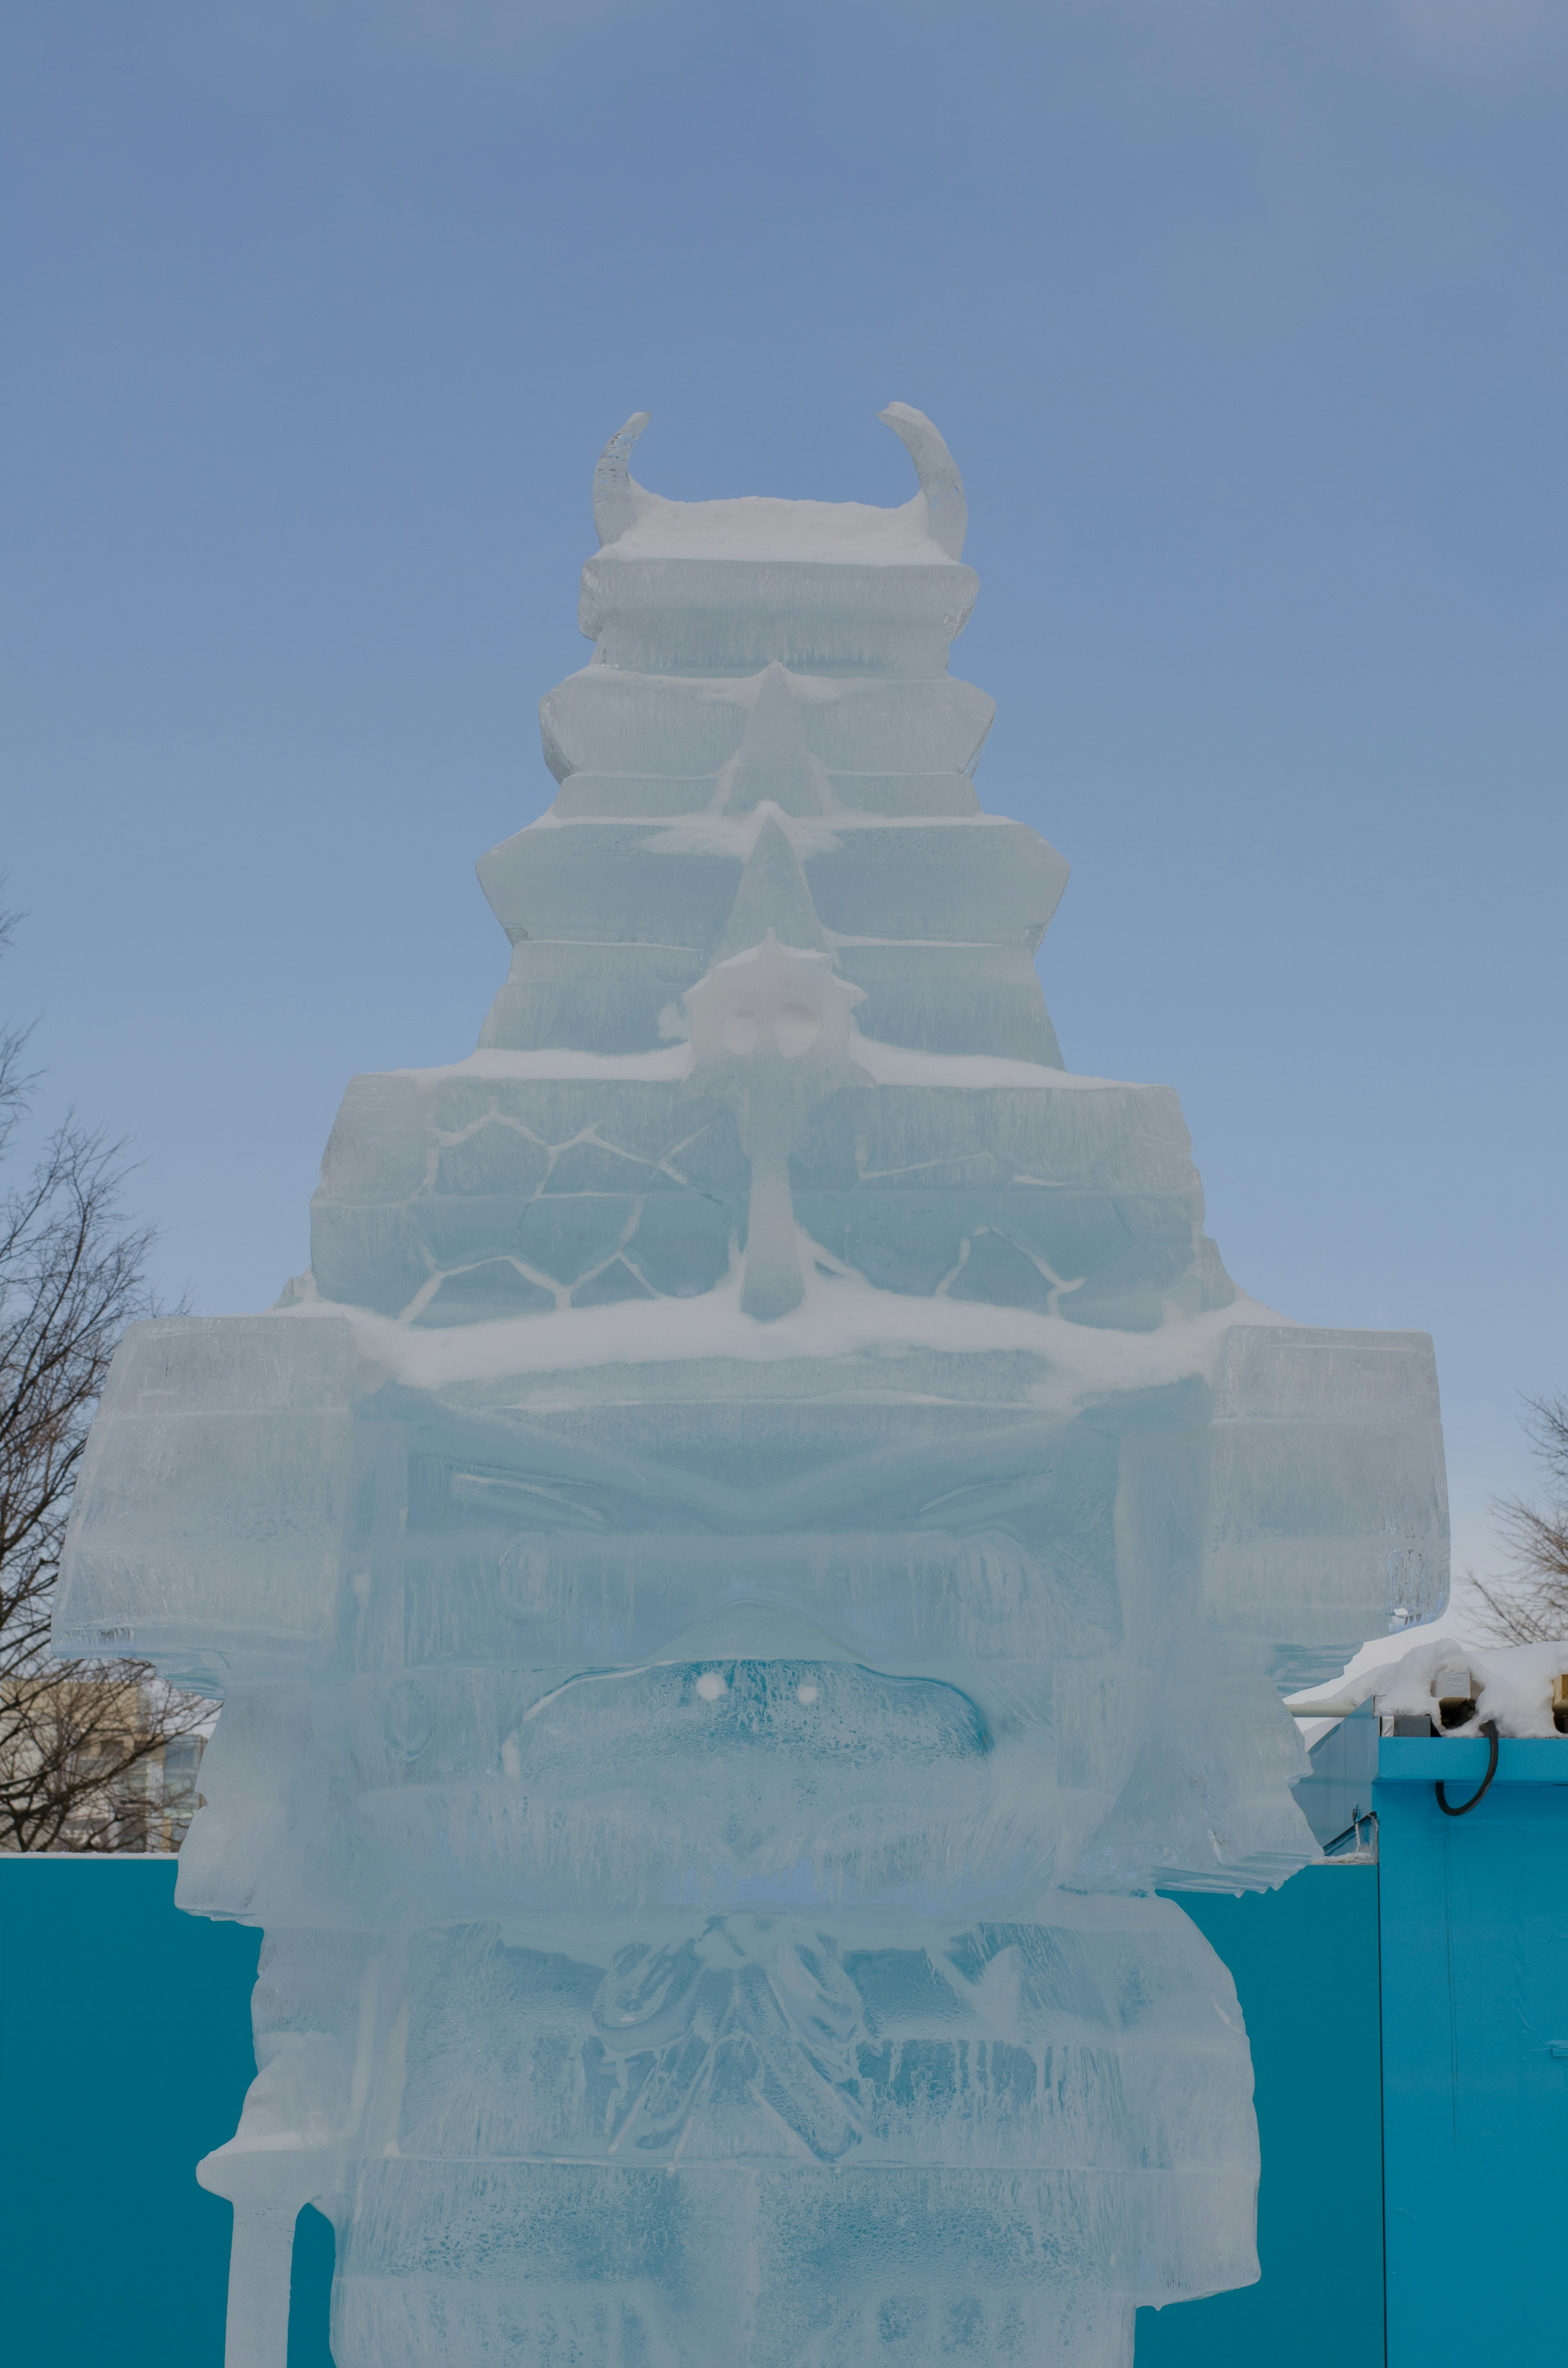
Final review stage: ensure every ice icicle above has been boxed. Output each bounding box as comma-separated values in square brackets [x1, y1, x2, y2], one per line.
[217, 2205, 294, 2368]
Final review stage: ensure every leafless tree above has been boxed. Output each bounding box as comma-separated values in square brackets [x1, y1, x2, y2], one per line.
[1471, 1393, 1568, 1647]
[0, 905, 212, 1850]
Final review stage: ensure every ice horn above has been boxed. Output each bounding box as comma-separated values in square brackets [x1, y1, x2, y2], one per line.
[592, 410, 651, 548]
[879, 401, 967, 561]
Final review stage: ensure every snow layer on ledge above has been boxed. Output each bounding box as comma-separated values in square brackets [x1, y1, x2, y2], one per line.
[391, 1038, 1136, 1093]
[1297, 1636, 1568, 1741]
[604, 491, 960, 568]
[394, 1044, 694, 1088]
[848, 1036, 1128, 1089]
[283, 1261, 1289, 1401]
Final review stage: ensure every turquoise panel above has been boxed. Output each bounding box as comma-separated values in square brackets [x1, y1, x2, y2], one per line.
[0, 1860, 333, 2368]
[1136, 1869, 1384, 2368]
[2, 1857, 1382, 2368]
[1375, 1738, 1568, 2368]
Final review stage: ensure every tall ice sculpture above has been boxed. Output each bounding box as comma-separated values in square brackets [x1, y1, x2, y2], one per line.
[55, 407, 1448, 2368]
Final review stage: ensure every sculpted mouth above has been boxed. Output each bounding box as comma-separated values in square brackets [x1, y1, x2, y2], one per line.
[352, 1656, 1017, 1907]
[512, 1657, 992, 1773]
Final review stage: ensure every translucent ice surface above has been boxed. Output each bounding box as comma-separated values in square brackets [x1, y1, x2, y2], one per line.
[55, 406, 1448, 2368]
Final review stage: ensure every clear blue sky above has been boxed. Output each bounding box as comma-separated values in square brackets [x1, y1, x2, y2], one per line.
[4, 0, 1565, 1591]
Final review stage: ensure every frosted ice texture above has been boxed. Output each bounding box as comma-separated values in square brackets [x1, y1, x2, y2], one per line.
[54, 406, 1448, 2368]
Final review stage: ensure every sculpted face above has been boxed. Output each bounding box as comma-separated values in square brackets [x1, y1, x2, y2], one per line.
[184, 1383, 1131, 1926]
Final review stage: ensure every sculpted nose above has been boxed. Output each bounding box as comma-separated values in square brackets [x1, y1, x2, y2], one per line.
[773, 1001, 822, 1057]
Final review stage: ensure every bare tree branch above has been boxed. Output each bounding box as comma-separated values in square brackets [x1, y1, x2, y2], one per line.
[1473, 1392, 1568, 1647]
[0, 899, 214, 1850]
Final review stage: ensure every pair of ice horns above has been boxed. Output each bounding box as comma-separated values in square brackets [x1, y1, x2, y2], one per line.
[590, 400, 969, 558]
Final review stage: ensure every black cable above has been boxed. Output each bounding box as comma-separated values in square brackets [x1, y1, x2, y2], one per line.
[1434, 1719, 1499, 1817]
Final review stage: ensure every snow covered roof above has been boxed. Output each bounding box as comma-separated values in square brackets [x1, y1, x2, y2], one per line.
[591, 402, 968, 567]
[603, 491, 954, 568]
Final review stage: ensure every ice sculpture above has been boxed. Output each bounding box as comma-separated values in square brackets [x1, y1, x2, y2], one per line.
[54, 405, 1448, 2368]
